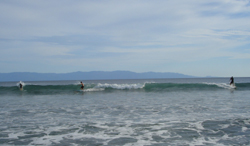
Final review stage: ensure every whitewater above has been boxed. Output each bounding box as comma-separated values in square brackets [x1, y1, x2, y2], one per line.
[0, 77, 250, 145]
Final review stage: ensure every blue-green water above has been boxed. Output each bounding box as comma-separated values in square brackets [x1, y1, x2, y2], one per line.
[1, 78, 250, 145]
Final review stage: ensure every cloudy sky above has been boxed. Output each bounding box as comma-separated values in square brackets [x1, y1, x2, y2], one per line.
[0, 0, 250, 77]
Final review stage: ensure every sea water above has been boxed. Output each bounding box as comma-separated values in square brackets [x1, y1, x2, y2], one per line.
[0, 77, 250, 146]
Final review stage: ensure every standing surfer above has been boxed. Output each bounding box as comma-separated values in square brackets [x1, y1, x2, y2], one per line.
[80, 81, 84, 90]
[229, 76, 234, 85]
[19, 81, 23, 90]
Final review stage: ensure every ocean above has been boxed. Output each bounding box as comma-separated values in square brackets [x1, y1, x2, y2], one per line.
[0, 77, 250, 146]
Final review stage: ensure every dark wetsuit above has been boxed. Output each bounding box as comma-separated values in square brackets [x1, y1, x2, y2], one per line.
[81, 83, 84, 89]
[19, 83, 23, 89]
[230, 77, 234, 85]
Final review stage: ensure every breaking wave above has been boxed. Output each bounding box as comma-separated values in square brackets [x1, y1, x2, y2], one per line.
[0, 82, 249, 95]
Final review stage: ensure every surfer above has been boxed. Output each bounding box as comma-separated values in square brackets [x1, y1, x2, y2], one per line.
[19, 82, 23, 90]
[230, 76, 234, 85]
[80, 81, 84, 90]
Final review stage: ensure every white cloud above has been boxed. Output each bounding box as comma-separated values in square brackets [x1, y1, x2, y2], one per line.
[0, 0, 250, 76]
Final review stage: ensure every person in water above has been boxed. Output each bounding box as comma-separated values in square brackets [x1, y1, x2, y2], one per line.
[230, 76, 234, 85]
[80, 81, 84, 90]
[19, 82, 23, 90]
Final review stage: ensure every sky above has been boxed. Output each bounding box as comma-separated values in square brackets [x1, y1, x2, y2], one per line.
[0, 0, 250, 77]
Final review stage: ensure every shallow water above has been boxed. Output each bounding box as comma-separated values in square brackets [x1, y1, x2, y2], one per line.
[0, 78, 250, 145]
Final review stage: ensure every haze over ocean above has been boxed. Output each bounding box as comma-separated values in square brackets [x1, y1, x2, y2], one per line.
[0, 71, 195, 82]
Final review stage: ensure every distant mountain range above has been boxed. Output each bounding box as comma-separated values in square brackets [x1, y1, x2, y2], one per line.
[0, 71, 196, 82]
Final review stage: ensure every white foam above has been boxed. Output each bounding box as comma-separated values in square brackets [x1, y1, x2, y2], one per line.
[220, 124, 230, 129]
[30, 126, 78, 145]
[16, 81, 25, 87]
[96, 83, 145, 90]
[242, 127, 248, 132]
[8, 133, 19, 139]
[203, 82, 235, 89]
[190, 137, 221, 146]
[191, 121, 204, 130]
[84, 88, 105, 92]
[74, 81, 81, 85]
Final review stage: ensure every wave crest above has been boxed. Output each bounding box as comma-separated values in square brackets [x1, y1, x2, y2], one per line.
[96, 83, 145, 90]
[1, 82, 249, 95]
